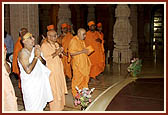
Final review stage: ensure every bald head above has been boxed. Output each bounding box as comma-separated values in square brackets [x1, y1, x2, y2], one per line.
[47, 30, 56, 35]
[47, 30, 58, 43]
[77, 28, 86, 40]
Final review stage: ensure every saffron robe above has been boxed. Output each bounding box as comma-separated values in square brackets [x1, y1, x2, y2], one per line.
[4, 64, 18, 111]
[85, 30, 105, 78]
[41, 41, 68, 111]
[62, 32, 73, 79]
[69, 36, 91, 97]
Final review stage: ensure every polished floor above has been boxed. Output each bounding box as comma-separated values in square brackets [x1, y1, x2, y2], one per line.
[106, 78, 164, 111]
[9, 45, 164, 112]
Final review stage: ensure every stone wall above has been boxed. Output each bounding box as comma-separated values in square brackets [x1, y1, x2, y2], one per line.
[10, 4, 39, 44]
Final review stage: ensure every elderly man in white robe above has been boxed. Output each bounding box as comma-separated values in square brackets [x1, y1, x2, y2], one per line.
[18, 32, 53, 111]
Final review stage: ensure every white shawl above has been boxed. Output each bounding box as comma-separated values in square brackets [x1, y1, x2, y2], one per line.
[18, 48, 53, 111]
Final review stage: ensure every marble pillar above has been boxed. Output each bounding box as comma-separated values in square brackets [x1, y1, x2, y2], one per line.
[10, 4, 39, 44]
[130, 4, 138, 57]
[57, 4, 71, 36]
[113, 4, 132, 63]
[87, 4, 96, 22]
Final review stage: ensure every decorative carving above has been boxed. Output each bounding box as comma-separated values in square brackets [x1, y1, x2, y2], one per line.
[113, 4, 132, 63]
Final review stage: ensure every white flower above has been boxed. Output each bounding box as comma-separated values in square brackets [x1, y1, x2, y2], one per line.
[91, 88, 95, 92]
[79, 89, 82, 93]
[83, 93, 87, 97]
[87, 95, 91, 98]
[75, 86, 79, 91]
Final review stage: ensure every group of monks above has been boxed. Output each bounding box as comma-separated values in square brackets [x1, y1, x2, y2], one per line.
[57, 21, 105, 80]
[4, 20, 105, 111]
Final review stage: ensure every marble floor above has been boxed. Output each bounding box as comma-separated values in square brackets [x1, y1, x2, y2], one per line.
[105, 78, 164, 111]
[9, 45, 164, 112]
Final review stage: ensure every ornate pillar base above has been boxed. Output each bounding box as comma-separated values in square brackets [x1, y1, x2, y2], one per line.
[113, 47, 132, 64]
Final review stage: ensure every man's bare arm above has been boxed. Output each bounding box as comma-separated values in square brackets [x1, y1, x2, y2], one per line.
[18, 49, 38, 74]
[51, 47, 64, 58]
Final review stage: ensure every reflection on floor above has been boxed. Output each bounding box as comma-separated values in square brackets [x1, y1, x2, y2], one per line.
[10, 46, 164, 111]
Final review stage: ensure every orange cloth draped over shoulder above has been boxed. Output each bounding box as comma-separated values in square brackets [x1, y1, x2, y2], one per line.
[41, 41, 68, 111]
[12, 37, 22, 76]
[69, 36, 91, 97]
[62, 32, 73, 79]
[85, 30, 105, 79]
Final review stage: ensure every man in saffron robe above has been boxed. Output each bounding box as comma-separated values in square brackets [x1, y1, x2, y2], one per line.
[40, 25, 55, 45]
[96, 22, 105, 72]
[12, 28, 28, 88]
[4, 45, 18, 111]
[69, 28, 91, 97]
[67, 24, 75, 35]
[67, 24, 71, 33]
[85, 21, 104, 80]
[41, 30, 68, 111]
[61, 23, 73, 79]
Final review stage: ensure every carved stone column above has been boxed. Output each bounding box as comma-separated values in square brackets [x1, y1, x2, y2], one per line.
[130, 4, 138, 57]
[113, 4, 132, 63]
[57, 4, 71, 35]
[87, 4, 96, 22]
[10, 4, 39, 44]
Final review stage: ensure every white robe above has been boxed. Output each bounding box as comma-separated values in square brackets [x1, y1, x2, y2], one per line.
[18, 48, 53, 111]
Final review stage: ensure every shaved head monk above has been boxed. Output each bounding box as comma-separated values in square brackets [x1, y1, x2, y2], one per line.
[40, 24, 55, 45]
[41, 30, 68, 111]
[85, 21, 105, 81]
[69, 28, 92, 97]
